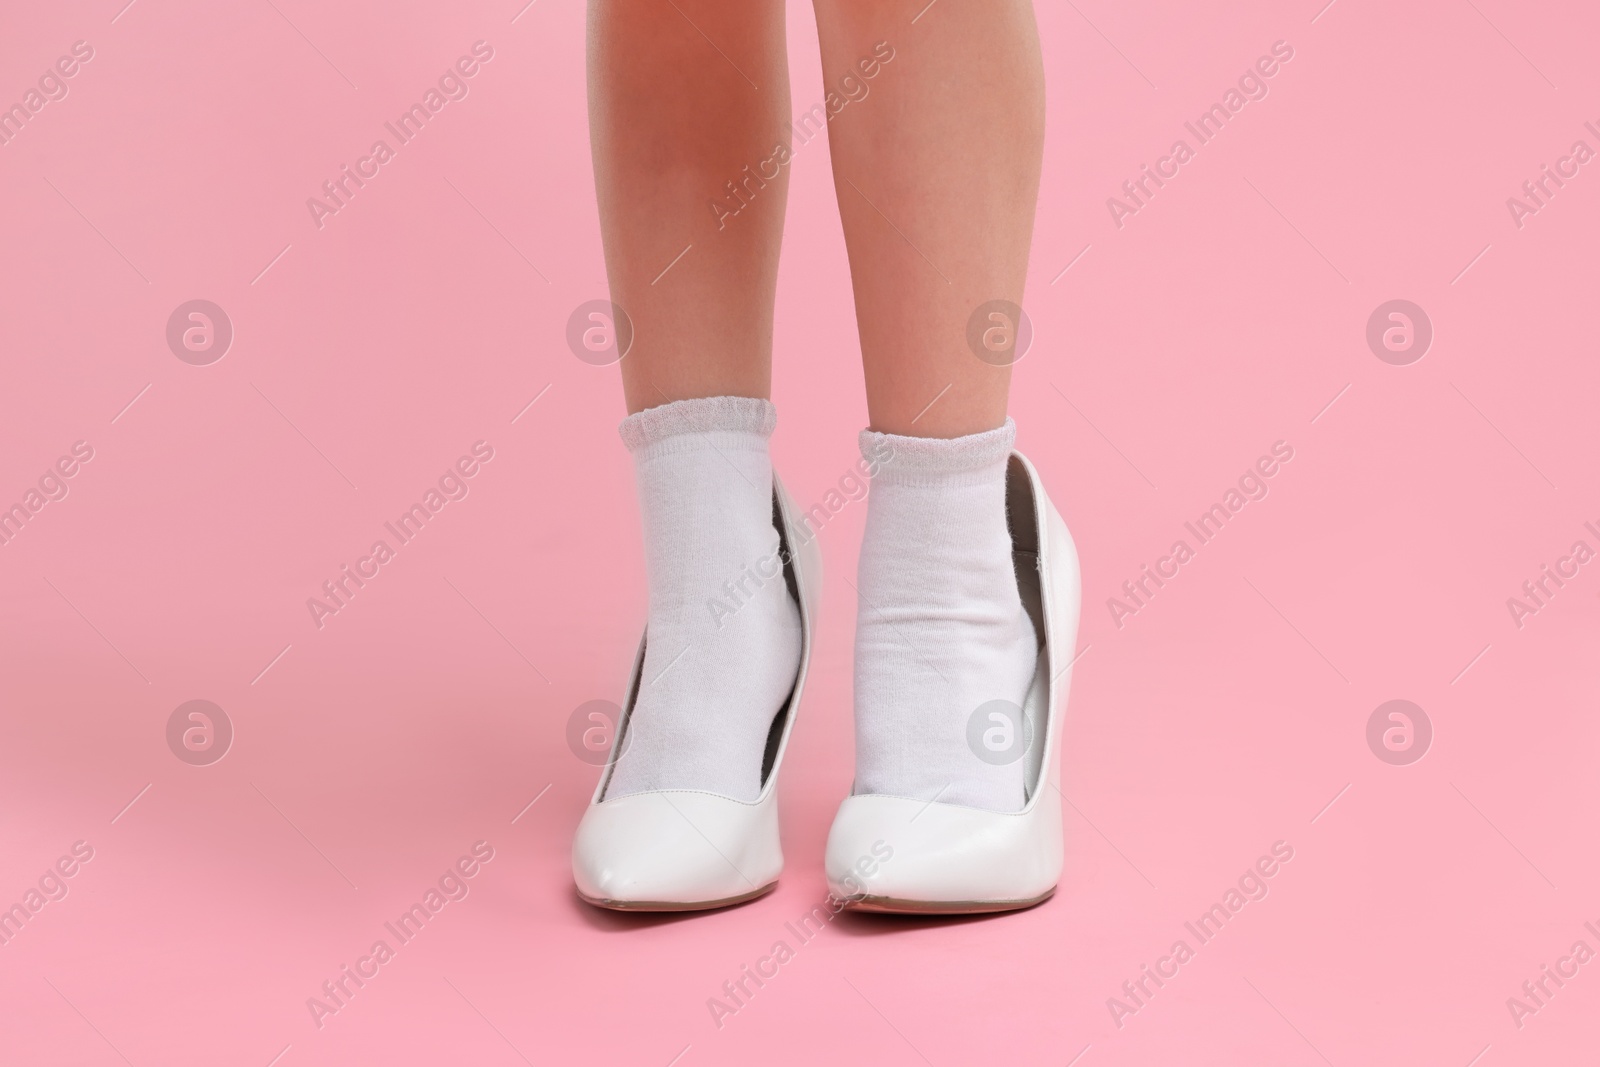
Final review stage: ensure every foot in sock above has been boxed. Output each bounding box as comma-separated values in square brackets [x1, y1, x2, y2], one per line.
[851, 418, 1038, 812]
[604, 396, 802, 803]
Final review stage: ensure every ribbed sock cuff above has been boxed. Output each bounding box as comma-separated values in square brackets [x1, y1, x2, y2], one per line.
[860, 418, 1015, 487]
[619, 396, 777, 456]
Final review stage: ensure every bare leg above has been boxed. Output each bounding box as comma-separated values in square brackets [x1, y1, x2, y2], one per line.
[587, 0, 791, 412]
[811, 0, 1045, 436]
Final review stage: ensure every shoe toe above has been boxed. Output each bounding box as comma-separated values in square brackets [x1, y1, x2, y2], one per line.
[824, 794, 1061, 909]
[572, 790, 781, 909]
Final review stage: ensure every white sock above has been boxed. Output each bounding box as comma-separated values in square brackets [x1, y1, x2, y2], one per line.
[852, 418, 1038, 812]
[605, 397, 802, 803]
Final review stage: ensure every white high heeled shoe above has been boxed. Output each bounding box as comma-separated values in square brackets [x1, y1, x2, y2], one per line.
[571, 475, 821, 911]
[824, 451, 1082, 914]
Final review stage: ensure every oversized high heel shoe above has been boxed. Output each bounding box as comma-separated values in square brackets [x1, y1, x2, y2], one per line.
[571, 475, 821, 911]
[823, 451, 1082, 914]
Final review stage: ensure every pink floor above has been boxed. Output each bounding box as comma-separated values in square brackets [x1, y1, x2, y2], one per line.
[2, 1, 1597, 1064]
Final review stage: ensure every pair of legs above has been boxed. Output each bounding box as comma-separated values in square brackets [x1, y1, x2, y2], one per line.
[585, 0, 1046, 816]
[589, 0, 1044, 435]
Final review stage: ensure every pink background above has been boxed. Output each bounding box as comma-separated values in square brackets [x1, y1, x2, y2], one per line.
[2, 1, 1597, 1064]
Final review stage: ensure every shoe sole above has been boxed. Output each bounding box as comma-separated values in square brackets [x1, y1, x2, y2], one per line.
[841, 886, 1056, 916]
[577, 881, 778, 913]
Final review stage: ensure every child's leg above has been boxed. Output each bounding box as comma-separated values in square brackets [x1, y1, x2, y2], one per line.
[588, 0, 792, 412]
[812, 0, 1045, 438]
[813, 0, 1047, 810]
[587, 1, 801, 803]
